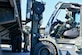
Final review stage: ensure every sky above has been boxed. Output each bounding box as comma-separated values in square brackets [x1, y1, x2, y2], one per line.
[21, 0, 82, 27]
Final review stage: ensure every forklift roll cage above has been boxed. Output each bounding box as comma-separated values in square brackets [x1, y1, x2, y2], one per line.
[45, 2, 81, 35]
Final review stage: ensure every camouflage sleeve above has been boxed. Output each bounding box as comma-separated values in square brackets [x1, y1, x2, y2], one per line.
[22, 29, 29, 35]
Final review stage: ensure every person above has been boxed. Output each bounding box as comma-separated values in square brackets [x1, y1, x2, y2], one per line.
[22, 25, 30, 52]
[65, 9, 75, 27]
[58, 9, 75, 37]
[10, 28, 22, 52]
[53, 9, 75, 38]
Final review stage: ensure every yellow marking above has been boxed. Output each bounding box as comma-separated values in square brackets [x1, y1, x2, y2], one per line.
[59, 44, 63, 47]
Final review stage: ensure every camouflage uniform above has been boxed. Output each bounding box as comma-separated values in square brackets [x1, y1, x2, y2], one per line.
[22, 26, 30, 52]
[57, 11, 75, 37]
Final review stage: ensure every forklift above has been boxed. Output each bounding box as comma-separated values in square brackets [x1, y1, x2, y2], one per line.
[0, 0, 82, 55]
[25, 0, 82, 55]
[41, 2, 82, 55]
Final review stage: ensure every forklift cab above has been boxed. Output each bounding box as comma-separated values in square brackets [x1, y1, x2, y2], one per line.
[49, 3, 80, 39]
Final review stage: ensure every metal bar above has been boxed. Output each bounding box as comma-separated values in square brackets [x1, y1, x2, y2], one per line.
[9, 0, 14, 7]
[30, 0, 40, 55]
[0, 19, 16, 25]
[26, 0, 32, 19]
[13, 0, 22, 31]
[0, 24, 17, 33]
[1, 27, 17, 37]
[80, 5, 82, 49]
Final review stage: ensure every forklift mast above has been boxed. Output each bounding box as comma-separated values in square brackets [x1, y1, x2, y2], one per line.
[21, 0, 45, 55]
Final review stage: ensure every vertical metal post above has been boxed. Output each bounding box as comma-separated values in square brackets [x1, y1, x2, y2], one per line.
[31, 14, 39, 55]
[80, 5, 82, 50]
[72, 12, 75, 21]
[13, 0, 22, 30]
[27, 0, 32, 19]
[21, 0, 37, 54]
[31, 0, 40, 55]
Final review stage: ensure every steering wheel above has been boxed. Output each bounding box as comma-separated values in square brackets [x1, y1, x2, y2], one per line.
[56, 19, 63, 24]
